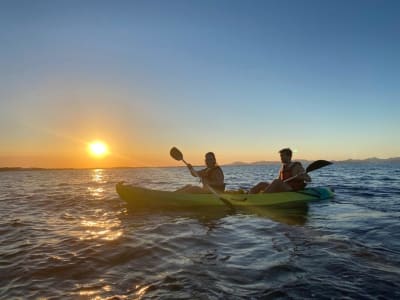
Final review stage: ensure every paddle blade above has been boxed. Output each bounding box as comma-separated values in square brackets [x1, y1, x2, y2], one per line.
[170, 147, 183, 161]
[306, 160, 332, 173]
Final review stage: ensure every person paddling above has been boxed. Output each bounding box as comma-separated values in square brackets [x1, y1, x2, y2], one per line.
[249, 148, 311, 193]
[175, 152, 225, 193]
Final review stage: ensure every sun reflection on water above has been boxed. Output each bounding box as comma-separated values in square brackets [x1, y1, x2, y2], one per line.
[74, 280, 118, 299]
[88, 187, 105, 198]
[92, 169, 106, 183]
[88, 169, 108, 199]
[135, 284, 151, 298]
[78, 290, 98, 296]
[80, 218, 123, 241]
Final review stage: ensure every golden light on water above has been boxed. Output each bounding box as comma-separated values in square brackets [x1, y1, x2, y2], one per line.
[75, 281, 115, 299]
[88, 141, 108, 157]
[91, 169, 106, 184]
[80, 218, 123, 241]
[75, 169, 123, 242]
[135, 285, 151, 298]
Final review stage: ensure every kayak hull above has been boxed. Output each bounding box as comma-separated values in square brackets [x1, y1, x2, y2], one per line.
[116, 182, 334, 210]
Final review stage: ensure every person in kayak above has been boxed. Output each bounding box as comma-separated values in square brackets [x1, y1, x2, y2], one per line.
[249, 148, 311, 193]
[175, 152, 225, 193]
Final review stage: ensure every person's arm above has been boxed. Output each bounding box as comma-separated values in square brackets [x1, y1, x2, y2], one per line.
[278, 165, 284, 180]
[187, 164, 201, 178]
[190, 166, 209, 180]
[292, 163, 311, 182]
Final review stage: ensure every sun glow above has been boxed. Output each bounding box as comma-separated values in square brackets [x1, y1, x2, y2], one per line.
[88, 141, 108, 157]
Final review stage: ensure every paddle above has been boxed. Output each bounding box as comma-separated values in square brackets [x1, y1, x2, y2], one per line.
[170, 147, 244, 208]
[283, 160, 332, 183]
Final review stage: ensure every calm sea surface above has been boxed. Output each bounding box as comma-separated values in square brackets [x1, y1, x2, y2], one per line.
[1, 163, 400, 299]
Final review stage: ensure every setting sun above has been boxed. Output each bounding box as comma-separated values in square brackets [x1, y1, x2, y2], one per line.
[88, 141, 108, 157]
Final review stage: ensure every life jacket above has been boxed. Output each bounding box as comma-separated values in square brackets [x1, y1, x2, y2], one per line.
[279, 162, 306, 191]
[201, 166, 225, 192]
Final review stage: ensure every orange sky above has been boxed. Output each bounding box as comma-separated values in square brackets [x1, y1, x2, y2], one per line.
[1, 2, 399, 168]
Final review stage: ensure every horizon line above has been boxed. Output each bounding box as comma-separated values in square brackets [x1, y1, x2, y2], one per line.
[1, 157, 399, 171]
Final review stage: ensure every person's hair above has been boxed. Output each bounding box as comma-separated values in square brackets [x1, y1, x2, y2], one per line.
[205, 152, 216, 160]
[279, 148, 292, 157]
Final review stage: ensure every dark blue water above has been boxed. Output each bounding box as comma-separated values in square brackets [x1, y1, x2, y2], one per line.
[1, 163, 399, 299]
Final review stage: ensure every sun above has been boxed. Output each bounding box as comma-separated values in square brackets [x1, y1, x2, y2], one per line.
[88, 141, 108, 157]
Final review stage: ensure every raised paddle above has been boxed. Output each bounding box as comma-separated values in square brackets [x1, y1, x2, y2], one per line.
[283, 160, 332, 183]
[170, 147, 245, 208]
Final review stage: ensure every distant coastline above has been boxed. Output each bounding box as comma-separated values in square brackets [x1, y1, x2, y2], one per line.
[1, 157, 399, 172]
[225, 157, 400, 166]
[0, 167, 76, 172]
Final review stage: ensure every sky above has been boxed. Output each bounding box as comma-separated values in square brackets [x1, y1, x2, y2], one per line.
[0, 0, 399, 168]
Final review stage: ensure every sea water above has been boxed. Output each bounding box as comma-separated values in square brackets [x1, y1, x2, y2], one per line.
[1, 163, 399, 299]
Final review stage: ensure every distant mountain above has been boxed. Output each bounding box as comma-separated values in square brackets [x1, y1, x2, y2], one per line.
[227, 161, 249, 166]
[333, 157, 400, 164]
[0, 167, 73, 172]
[225, 160, 305, 166]
[224, 157, 400, 166]
[0, 167, 46, 172]
[226, 161, 279, 166]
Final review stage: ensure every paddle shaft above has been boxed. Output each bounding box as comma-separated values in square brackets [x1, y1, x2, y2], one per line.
[283, 160, 332, 183]
[283, 172, 307, 183]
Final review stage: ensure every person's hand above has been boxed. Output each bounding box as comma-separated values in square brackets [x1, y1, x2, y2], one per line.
[304, 173, 312, 182]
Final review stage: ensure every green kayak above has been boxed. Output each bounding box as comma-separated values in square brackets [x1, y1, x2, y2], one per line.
[116, 182, 334, 210]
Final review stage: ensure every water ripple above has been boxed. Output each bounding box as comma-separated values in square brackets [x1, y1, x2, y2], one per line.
[0, 164, 400, 299]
